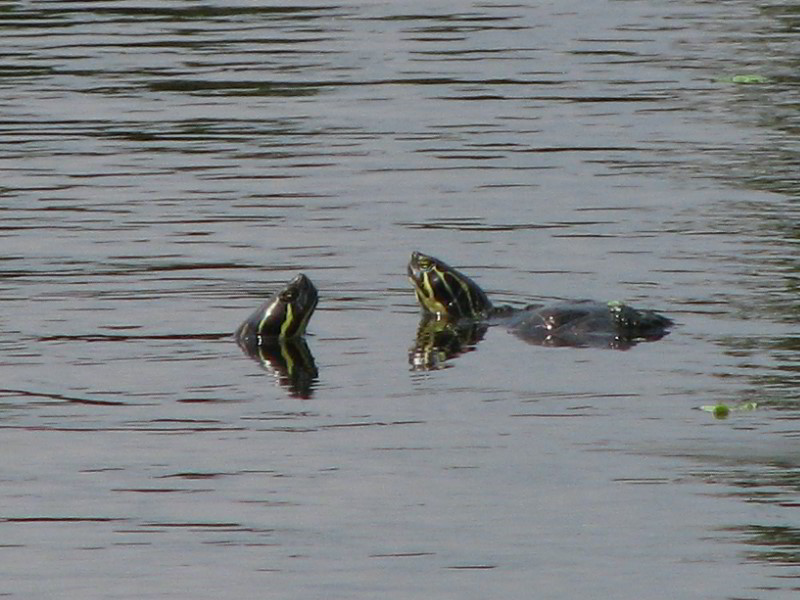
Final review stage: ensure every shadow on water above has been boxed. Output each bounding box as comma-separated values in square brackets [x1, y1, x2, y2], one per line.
[236, 336, 319, 399]
[408, 313, 673, 371]
[408, 317, 488, 371]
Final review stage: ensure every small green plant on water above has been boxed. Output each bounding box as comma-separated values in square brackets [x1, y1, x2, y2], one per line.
[699, 402, 758, 419]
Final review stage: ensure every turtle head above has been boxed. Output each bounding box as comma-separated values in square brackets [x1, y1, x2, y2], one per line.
[260, 273, 318, 338]
[236, 274, 318, 344]
[407, 252, 492, 320]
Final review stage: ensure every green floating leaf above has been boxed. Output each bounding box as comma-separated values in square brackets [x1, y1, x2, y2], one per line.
[700, 404, 730, 418]
[717, 74, 770, 84]
[699, 402, 758, 419]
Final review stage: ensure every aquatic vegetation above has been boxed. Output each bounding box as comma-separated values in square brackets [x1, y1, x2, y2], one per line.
[699, 402, 758, 419]
[716, 74, 770, 84]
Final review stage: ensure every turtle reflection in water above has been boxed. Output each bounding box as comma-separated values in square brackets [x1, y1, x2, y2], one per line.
[407, 252, 673, 370]
[235, 274, 319, 398]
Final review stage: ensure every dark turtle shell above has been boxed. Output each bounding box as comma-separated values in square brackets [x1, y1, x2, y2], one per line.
[507, 300, 673, 348]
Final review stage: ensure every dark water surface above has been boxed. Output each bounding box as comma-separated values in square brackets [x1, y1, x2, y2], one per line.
[2, 1, 799, 598]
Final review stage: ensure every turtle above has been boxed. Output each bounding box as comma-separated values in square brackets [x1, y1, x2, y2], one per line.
[235, 273, 319, 397]
[407, 251, 673, 359]
[235, 273, 318, 345]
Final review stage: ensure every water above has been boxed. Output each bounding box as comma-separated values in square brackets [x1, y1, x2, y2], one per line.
[1, 1, 799, 598]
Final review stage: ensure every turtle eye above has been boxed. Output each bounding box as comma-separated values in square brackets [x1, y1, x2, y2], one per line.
[280, 289, 296, 302]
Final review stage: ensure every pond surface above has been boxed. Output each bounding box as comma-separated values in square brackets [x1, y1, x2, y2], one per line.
[1, 1, 799, 598]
